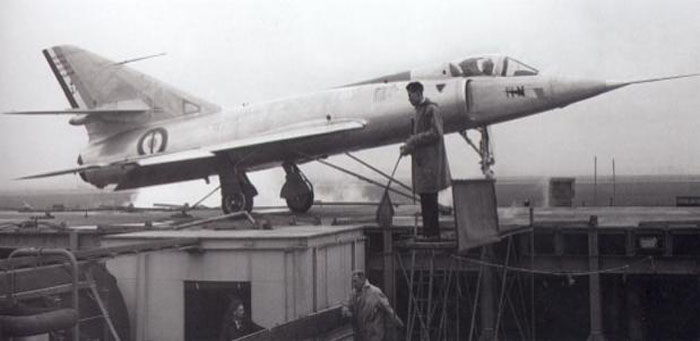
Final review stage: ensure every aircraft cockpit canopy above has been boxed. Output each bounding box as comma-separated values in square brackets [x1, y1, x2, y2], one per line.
[345, 55, 540, 87]
[455, 56, 538, 77]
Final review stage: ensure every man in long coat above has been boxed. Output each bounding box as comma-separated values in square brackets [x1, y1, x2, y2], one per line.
[400, 81, 451, 239]
[342, 270, 404, 341]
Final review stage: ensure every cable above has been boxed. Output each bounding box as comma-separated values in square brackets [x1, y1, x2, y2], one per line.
[452, 254, 653, 277]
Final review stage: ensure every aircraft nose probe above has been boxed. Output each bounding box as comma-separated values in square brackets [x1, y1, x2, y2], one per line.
[550, 73, 700, 108]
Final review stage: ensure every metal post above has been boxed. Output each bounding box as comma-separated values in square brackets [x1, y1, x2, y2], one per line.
[593, 156, 598, 207]
[625, 281, 643, 340]
[468, 258, 484, 341]
[612, 158, 616, 207]
[494, 237, 513, 336]
[456, 271, 461, 340]
[587, 219, 606, 341]
[426, 249, 435, 339]
[437, 260, 455, 340]
[479, 246, 496, 341]
[396, 251, 429, 339]
[406, 251, 415, 341]
[69, 230, 79, 251]
[383, 229, 395, 306]
[8, 248, 80, 341]
[530, 222, 536, 341]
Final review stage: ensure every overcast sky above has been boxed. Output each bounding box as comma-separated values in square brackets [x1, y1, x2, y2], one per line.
[1, 0, 699, 206]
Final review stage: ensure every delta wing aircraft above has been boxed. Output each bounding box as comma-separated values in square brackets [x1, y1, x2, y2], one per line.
[7, 46, 698, 213]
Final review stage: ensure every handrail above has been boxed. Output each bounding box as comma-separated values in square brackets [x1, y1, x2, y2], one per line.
[7, 248, 79, 341]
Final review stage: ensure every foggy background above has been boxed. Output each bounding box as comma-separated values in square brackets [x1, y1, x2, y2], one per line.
[1, 0, 699, 208]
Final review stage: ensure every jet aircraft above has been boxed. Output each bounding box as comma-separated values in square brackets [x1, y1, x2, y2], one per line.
[7, 46, 698, 213]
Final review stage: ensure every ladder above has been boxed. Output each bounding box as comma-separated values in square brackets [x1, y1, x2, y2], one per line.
[398, 248, 457, 341]
[79, 270, 121, 341]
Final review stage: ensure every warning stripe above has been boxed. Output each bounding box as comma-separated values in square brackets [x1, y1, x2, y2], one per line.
[43, 48, 79, 109]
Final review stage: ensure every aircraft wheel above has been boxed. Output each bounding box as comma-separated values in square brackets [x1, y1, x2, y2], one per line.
[286, 191, 314, 213]
[222, 192, 253, 214]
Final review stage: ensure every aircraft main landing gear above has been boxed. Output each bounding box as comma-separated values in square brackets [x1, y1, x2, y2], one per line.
[219, 168, 258, 214]
[222, 191, 253, 213]
[280, 163, 314, 213]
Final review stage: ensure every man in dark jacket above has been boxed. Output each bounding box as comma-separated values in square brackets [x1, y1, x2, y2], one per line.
[400, 81, 451, 240]
[220, 298, 263, 341]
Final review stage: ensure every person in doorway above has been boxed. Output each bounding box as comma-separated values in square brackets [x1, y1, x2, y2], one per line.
[220, 297, 263, 341]
[342, 270, 404, 341]
[400, 81, 451, 240]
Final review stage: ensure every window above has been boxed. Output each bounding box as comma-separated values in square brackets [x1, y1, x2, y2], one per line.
[456, 55, 539, 77]
[502, 58, 538, 77]
[458, 57, 496, 77]
[183, 100, 201, 115]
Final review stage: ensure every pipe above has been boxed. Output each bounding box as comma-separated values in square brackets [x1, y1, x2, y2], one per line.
[7, 248, 80, 341]
[0, 308, 78, 337]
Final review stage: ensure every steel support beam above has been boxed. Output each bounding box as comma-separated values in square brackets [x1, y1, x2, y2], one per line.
[587, 226, 606, 341]
[478, 245, 496, 341]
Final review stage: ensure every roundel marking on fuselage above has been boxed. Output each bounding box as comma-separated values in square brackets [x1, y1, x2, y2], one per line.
[137, 128, 168, 155]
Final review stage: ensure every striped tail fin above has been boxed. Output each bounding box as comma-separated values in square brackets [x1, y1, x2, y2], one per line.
[42, 45, 220, 140]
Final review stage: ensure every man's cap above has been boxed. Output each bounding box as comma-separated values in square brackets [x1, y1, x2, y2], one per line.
[406, 81, 424, 93]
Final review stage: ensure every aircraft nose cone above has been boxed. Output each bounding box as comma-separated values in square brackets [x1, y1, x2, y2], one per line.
[551, 77, 628, 107]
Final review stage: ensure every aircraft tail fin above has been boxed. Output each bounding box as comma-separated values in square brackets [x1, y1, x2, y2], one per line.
[42, 45, 220, 141]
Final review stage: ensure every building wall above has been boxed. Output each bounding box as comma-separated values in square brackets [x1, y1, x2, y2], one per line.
[105, 229, 365, 341]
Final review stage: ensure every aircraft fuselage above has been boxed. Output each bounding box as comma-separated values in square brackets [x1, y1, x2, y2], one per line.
[78, 74, 617, 189]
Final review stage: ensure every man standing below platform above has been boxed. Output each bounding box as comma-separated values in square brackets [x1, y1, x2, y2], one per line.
[401, 81, 451, 240]
[342, 270, 404, 341]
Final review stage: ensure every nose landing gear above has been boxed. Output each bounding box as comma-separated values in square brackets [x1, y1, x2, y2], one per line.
[459, 126, 495, 179]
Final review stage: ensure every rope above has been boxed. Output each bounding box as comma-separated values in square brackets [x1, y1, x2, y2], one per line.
[451, 254, 653, 277]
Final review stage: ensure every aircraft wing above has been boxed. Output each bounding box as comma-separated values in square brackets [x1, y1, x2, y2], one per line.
[5, 109, 150, 115]
[207, 118, 366, 154]
[18, 164, 108, 180]
[136, 118, 367, 166]
[19, 118, 367, 188]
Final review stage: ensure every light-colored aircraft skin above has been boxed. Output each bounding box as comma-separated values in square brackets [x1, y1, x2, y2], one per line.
[7, 46, 698, 213]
